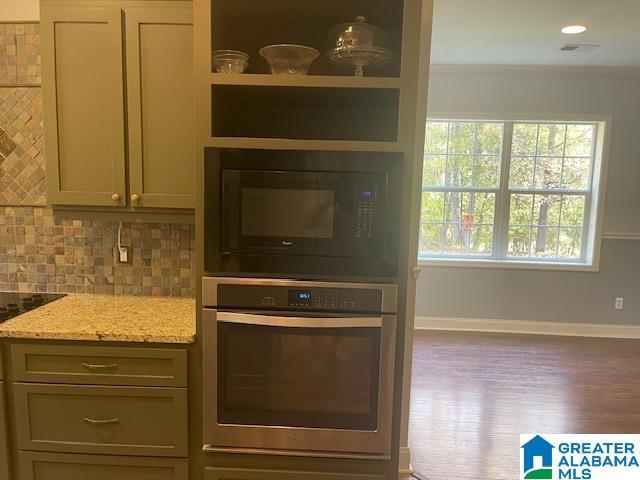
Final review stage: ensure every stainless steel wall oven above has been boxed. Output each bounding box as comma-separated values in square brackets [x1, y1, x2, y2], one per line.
[204, 148, 402, 279]
[202, 277, 397, 457]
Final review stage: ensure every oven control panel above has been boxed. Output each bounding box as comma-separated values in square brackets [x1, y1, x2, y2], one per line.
[217, 284, 387, 313]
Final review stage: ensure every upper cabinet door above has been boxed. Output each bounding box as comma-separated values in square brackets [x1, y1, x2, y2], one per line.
[41, 7, 127, 207]
[125, 6, 195, 210]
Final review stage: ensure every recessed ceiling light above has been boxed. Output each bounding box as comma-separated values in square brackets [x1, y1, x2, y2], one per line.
[561, 25, 587, 34]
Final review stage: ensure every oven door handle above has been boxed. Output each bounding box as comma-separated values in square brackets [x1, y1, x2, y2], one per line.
[216, 311, 382, 329]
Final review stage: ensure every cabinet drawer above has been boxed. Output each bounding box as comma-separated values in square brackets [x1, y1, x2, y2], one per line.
[20, 451, 188, 480]
[205, 468, 386, 480]
[11, 344, 187, 387]
[14, 384, 188, 457]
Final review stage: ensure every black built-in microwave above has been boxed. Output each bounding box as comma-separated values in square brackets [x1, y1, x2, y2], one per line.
[204, 148, 402, 279]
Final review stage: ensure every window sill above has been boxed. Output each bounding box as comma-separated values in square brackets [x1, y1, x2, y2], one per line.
[418, 257, 599, 272]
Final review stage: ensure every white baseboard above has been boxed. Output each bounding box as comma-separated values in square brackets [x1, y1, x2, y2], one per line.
[398, 446, 412, 475]
[415, 316, 640, 339]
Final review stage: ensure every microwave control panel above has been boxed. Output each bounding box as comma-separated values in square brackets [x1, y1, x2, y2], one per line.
[217, 284, 385, 313]
[355, 189, 376, 239]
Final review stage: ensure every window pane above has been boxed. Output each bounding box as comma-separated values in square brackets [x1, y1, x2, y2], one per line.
[419, 224, 443, 255]
[565, 124, 594, 156]
[507, 226, 531, 257]
[444, 192, 495, 225]
[512, 123, 538, 155]
[562, 157, 591, 190]
[509, 194, 534, 226]
[534, 157, 563, 189]
[475, 123, 503, 155]
[421, 192, 445, 223]
[537, 124, 566, 156]
[560, 196, 585, 227]
[422, 118, 597, 264]
[532, 194, 561, 226]
[443, 223, 469, 255]
[473, 156, 499, 187]
[470, 226, 493, 256]
[423, 155, 446, 186]
[448, 123, 475, 154]
[445, 155, 473, 186]
[532, 226, 559, 258]
[425, 122, 449, 154]
[509, 156, 535, 188]
[558, 228, 583, 259]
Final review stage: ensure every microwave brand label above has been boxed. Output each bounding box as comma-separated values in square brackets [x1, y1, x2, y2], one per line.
[281, 240, 293, 247]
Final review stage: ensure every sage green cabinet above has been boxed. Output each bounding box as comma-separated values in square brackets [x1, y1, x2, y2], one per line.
[41, 7, 127, 207]
[10, 344, 188, 387]
[20, 452, 188, 480]
[0, 382, 10, 480]
[42, 3, 195, 210]
[125, 7, 195, 209]
[14, 383, 188, 457]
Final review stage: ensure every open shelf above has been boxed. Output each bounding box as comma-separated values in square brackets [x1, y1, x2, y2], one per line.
[203, 137, 403, 152]
[210, 73, 402, 89]
[211, 0, 404, 77]
[211, 84, 400, 142]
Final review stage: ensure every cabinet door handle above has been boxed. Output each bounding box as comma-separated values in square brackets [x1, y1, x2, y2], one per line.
[130, 193, 140, 203]
[111, 193, 120, 202]
[84, 417, 120, 425]
[81, 363, 118, 370]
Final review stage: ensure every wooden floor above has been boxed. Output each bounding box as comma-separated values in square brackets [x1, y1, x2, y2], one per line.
[408, 330, 640, 480]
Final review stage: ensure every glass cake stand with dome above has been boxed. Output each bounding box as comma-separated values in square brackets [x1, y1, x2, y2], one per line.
[327, 16, 393, 76]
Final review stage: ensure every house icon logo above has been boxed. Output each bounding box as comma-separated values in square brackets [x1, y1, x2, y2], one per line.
[521, 435, 555, 479]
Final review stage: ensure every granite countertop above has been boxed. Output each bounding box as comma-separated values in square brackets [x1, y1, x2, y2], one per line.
[0, 294, 196, 344]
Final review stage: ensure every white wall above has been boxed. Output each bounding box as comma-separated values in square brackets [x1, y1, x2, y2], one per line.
[0, 0, 39, 21]
[416, 68, 640, 324]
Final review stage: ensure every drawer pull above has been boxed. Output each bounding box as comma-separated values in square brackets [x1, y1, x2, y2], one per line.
[81, 363, 118, 370]
[84, 417, 120, 425]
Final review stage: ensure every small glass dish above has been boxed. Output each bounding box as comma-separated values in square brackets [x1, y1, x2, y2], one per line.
[212, 50, 249, 73]
[259, 44, 320, 75]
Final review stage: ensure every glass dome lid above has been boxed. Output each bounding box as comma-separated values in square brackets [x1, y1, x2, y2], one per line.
[327, 16, 393, 76]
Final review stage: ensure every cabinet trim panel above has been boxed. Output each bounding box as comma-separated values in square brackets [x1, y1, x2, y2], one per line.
[205, 467, 386, 480]
[0, 382, 10, 480]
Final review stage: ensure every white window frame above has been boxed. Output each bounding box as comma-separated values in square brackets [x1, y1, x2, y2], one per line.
[418, 113, 610, 272]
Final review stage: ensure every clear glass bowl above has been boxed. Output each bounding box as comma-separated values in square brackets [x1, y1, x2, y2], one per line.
[259, 44, 320, 75]
[212, 50, 249, 73]
[327, 16, 393, 76]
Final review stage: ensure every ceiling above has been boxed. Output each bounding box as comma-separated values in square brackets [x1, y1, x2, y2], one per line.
[429, 0, 640, 67]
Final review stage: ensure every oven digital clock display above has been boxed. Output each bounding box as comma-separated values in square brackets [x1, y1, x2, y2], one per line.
[288, 289, 312, 306]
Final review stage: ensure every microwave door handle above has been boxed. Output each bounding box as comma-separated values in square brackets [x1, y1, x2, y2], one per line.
[216, 311, 382, 329]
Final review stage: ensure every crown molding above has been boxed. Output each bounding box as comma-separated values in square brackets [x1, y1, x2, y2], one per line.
[429, 64, 640, 77]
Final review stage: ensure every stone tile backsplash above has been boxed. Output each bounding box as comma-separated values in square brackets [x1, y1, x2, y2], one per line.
[0, 23, 195, 298]
[0, 87, 45, 205]
[0, 23, 41, 86]
[0, 207, 195, 296]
